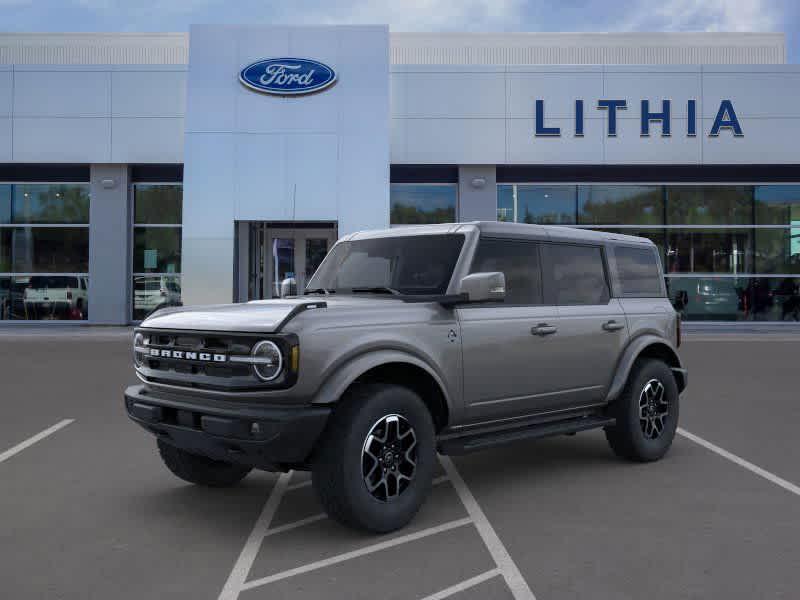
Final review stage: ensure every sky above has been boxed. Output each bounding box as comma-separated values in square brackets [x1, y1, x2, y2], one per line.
[0, 0, 798, 62]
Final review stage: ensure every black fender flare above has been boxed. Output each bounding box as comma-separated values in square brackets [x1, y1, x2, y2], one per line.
[605, 335, 686, 403]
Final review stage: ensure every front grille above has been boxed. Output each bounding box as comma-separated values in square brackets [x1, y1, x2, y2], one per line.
[141, 332, 254, 378]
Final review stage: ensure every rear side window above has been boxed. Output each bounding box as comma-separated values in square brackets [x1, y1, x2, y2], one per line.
[470, 238, 542, 305]
[543, 244, 610, 305]
[615, 246, 663, 297]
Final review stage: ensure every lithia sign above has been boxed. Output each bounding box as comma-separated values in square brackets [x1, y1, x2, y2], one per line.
[535, 99, 743, 138]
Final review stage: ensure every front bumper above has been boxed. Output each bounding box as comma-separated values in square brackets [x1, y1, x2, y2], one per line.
[124, 384, 330, 470]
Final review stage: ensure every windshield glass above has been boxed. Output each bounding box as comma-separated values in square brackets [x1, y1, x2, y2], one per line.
[307, 234, 465, 295]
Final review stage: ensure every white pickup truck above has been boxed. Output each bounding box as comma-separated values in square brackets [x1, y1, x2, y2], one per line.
[23, 275, 88, 320]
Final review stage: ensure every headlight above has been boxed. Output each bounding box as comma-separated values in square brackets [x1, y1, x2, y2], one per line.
[251, 340, 283, 381]
[133, 332, 145, 367]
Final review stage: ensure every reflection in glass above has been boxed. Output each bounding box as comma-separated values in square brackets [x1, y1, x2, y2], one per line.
[497, 185, 514, 222]
[390, 184, 457, 225]
[666, 186, 752, 225]
[272, 238, 295, 298]
[578, 185, 662, 225]
[1, 184, 90, 224]
[594, 228, 666, 264]
[133, 227, 181, 273]
[132, 275, 181, 320]
[134, 185, 183, 225]
[666, 229, 753, 274]
[0, 275, 88, 320]
[1, 228, 89, 273]
[516, 185, 576, 224]
[755, 228, 800, 274]
[755, 185, 800, 225]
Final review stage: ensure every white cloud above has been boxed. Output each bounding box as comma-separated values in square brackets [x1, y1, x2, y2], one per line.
[622, 0, 780, 32]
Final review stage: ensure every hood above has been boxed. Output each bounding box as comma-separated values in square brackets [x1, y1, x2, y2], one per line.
[138, 295, 414, 333]
[140, 297, 328, 333]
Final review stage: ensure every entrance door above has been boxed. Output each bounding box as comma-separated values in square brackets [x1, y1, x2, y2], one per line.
[247, 223, 337, 300]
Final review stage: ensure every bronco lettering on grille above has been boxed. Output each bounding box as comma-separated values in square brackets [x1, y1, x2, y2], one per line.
[149, 348, 227, 362]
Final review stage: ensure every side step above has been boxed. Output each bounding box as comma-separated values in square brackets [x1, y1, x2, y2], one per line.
[438, 415, 616, 455]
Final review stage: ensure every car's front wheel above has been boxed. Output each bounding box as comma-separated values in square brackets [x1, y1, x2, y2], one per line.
[605, 358, 679, 462]
[312, 384, 436, 533]
[157, 439, 252, 487]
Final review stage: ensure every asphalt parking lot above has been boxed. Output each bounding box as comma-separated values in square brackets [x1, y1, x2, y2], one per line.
[2, 329, 799, 599]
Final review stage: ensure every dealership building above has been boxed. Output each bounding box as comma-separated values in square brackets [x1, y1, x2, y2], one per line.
[0, 27, 799, 324]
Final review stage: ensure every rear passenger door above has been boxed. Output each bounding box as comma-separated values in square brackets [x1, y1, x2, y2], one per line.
[540, 242, 629, 406]
[457, 237, 563, 423]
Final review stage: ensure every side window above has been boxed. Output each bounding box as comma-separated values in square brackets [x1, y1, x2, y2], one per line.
[615, 246, 664, 297]
[469, 238, 542, 305]
[544, 244, 610, 305]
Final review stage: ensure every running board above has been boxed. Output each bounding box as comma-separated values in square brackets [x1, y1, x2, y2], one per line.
[438, 415, 616, 455]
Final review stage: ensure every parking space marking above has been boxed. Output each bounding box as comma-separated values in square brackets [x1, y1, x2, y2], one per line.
[678, 428, 800, 497]
[439, 456, 537, 600]
[240, 517, 473, 591]
[0, 419, 74, 464]
[218, 471, 291, 600]
[419, 568, 501, 600]
[285, 480, 312, 492]
[263, 513, 327, 537]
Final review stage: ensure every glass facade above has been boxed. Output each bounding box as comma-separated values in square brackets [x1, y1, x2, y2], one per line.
[0, 183, 90, 320]
[132, 184, 182, 320]
[390, 184, 457, 225]
[497, 184, 800, 321]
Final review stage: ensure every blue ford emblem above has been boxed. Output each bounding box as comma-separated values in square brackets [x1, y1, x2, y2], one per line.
[239, 58, 337, 96]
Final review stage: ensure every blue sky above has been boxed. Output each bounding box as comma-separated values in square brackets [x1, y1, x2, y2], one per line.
[2, 0, 798, 62]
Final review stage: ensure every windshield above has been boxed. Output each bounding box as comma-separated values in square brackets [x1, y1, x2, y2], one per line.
[307, 234, 465, 295]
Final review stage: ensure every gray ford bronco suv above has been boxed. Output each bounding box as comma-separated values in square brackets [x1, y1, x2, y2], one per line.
[125, 222, 686, 532]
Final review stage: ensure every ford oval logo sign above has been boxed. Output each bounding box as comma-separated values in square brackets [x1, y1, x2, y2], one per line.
[239, 58, 337, 96]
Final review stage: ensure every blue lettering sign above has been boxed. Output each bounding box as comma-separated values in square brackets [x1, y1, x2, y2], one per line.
[535, 100, 560, 136]
[709, 99, 743, 137]
[597, 100, 627, 136]
[575, 100, 584, 137]
[687, 100, 697, 136]
[641, 99, 671, 137]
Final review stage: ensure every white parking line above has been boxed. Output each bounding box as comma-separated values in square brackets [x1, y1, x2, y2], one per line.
[285, 480, 312, 492]
[678, 428, 800, 497]
[217, 472, 291, 600]
[438, 456, 537, 600]
[419, 568, 501, 600]
[241, 517, 473, 591]
[263, 513, 327, 537]
[0, 419, 74, 464]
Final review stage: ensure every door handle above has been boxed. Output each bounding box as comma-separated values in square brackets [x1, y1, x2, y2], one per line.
[602, 320, 625, 332]
[531, 323, 557, 336]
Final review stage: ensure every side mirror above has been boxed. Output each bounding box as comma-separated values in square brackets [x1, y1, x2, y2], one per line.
[458, 272, 506, 303]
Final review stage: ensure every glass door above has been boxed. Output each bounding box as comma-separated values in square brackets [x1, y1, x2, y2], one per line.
[248, 225, 336, 300]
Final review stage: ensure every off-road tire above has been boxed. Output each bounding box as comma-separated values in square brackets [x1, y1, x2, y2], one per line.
[311, 384, 436, 533]
[157, 439, 252, 487]
[605, 358, 679, 462]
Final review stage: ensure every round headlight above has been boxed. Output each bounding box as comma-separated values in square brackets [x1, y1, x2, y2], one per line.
[133, 332, 145, 367]
[252, 340, 283, 381]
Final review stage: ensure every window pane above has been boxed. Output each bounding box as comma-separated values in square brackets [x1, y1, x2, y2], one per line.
[309, 234, 464, 295]
[515, 185, 575, 224]
[615, 246, 664, 297]
[590, 228, 665, 262]
[133, 227, 181, 273]
[755, 228, 800, 274]
[3, 184, 90, 224]
[134, 184, 183, 225]
[666, 277, 749, 321]
[578, 185, 662, 225]
[755, 185, 800, 225]
[133, 275, 182, 320]
[470, 238, 542, 305]
[0, 275, 88, 320]
[544, 244, 610, 305]
[497, 185, 514, 222]
[1, 227, 89, 273]
[666, 186, 752, 225]
[390, 184, 456, 225]
[764, 277, 800, 321]
[305, 238, 329, 279]
[666, 229, 753, 274]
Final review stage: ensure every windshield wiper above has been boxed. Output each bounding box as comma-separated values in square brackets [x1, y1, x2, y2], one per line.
[350, 286, 401, 295]
[305, 287, 334, 295]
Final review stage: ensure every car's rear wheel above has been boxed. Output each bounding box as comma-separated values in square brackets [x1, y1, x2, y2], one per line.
[157, 439, 252, 487]
[312, 384, 436, 533]
[604, 358, 679, 462]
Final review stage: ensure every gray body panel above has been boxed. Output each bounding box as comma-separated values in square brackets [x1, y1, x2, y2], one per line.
[137, 221, 684, 434]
